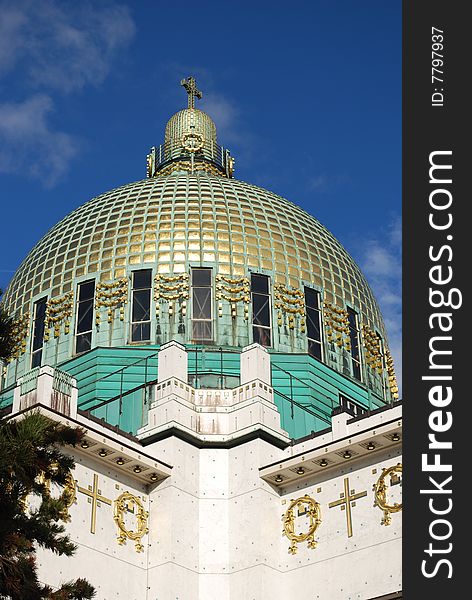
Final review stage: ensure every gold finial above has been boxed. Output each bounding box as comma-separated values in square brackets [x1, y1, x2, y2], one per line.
[180, 76, 203, 109]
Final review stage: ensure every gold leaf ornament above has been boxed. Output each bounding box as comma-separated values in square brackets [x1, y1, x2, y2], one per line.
[373, 463, 402, 526]
[282, 495, 322, 554]
[114, 491, 149, 552]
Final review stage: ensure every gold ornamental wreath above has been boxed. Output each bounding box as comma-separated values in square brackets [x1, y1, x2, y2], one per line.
[373, 463, 403, 526]
[114, 491, 149, 553]
[282, 495, 322, 554]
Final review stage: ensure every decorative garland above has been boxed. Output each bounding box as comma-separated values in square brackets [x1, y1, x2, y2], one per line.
[154, 273, 189, 317]
[385, 349, 399, 400]
[95, 278, 128, 326]
[323, 302, 350, 349]
[9, 312, 30, 361]
[44, 293, 74, 341]
[362, 324, 383, 373]
[274, 283, 305, 331]
[215, 274, 250, 319]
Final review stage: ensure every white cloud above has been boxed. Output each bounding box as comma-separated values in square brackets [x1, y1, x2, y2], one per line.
[307, 173, 352, 192]
[0, 0, 135, 92]
[0, 0, 135, 185]
[0, 95, 79, 186]
[308, 175, 327, 190]
[200, 94, 242, 143]
[0, 5, 27, 73]
[360, 215, 402, 396]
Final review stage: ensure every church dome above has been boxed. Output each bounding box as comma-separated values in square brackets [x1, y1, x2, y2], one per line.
[4, 173, 383, 328]
[2, 77, 398, 402]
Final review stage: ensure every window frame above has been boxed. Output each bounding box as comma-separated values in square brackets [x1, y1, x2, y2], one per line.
[347, 307, 362, 381]
[304, 286, 323, 361]
[191, 268, 213, 342]
[130, 269, 152, 343]
[251, 273, 272, 347]
[75, 279, 95, 355]
[31, 296, 47, 368]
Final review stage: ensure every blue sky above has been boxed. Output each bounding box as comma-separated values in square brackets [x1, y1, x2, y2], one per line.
[0, 0, 401, 386]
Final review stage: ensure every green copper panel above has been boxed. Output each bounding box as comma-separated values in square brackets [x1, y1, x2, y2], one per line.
[56, 346, 387, 440]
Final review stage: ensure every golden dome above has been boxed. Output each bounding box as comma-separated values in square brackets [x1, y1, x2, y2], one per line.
[165, 108, 217, 149]
[3, 171, 384, 339]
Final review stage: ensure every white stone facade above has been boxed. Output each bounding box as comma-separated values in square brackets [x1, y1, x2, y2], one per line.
[13, 343, 402, 600]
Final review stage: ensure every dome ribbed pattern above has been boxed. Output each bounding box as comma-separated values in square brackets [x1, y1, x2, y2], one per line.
[3, 172, 384, 338]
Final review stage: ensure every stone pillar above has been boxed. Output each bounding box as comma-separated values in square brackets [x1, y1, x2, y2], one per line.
[331, 410, 350, 439]
[240, 343, 271, 385]
[157, 340, 188, 383]
[12, 366, 77, 419]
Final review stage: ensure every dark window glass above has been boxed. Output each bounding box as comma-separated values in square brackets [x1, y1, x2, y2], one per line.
[251, 273, 271, 347]
[75, 280, 95, 354]
[191, 268, 212, 341]
[305, 287, 323, 361]
[133, 269, 152, 290]
[252, 293, 270, 326]
[192, 268, 211, 286]
[31, 297, 47, 368]
[192, 320, 212, 341]
[347, 307, 362, 381]
[132, 322, 151, 342]
[77, 296, 94, 334]
[253, 326, 271, 347]
[75, 332, 92, 354]
[78, 281, 95, 302]
[192, 287, 212, 319]
[251, 273, 269, 294]
[304, 287, 319, 310]
[131, 270, 152, 342]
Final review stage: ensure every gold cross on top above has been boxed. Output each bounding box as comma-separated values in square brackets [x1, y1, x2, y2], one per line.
[328, 477, 367, 538]
[180, 76, 203, 109]
[78, 473, 112, 534]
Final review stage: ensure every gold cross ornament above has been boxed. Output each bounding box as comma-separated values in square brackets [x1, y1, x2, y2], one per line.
[180, 76, 203, 109]
[328, 477, 367, 538]
[78, 473, 112, 534]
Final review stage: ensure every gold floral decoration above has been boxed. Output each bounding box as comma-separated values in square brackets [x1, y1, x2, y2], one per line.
[274, 284, 305, 331]
[323, 302, 350, 349]
[95, 278, 128, 326]
[44, 293, 74, 341]
[154, 273, 189, 317]
[385, 349, 399, 400]
[215, 274, 250, 319]
[282, 495, 322, 554]
[362, 324, 383, 374]
[114, 491, 149, 553]
[373, 463, 402, 525]
[9, 312, 30, 361]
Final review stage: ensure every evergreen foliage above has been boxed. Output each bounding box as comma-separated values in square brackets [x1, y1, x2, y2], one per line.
[0, 290, 15, 363]
[0, 412, 95, 599]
